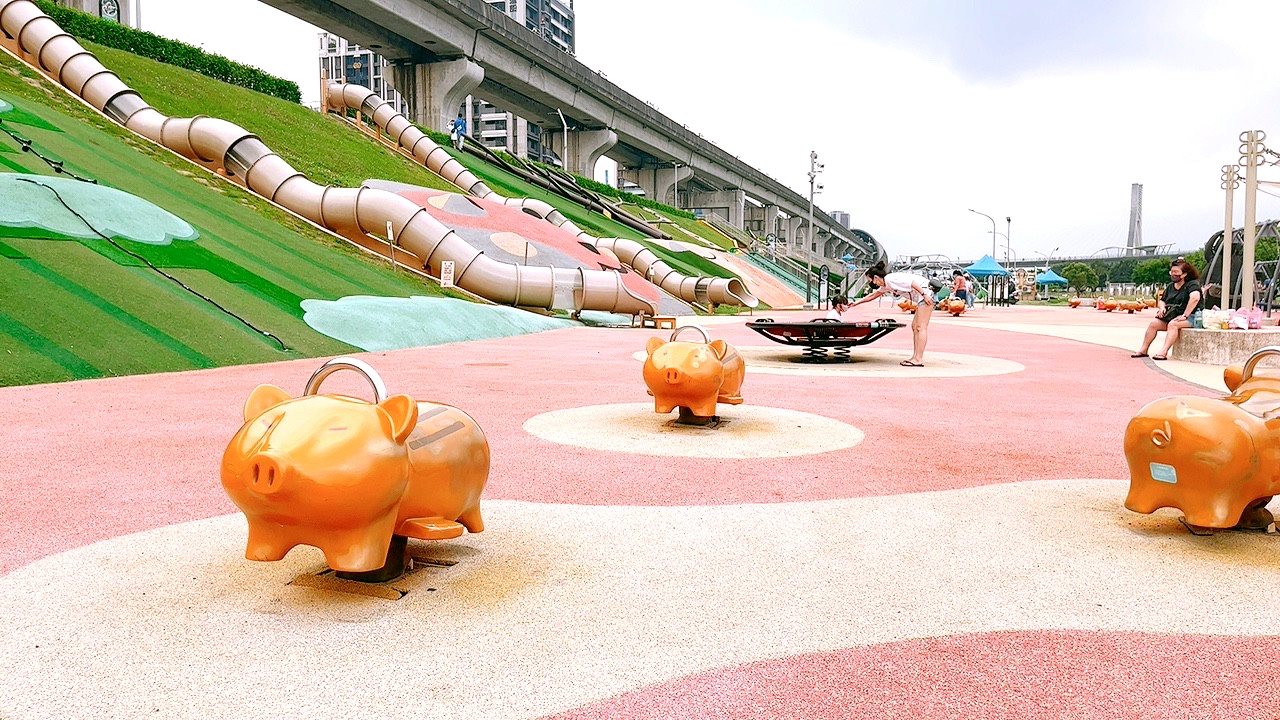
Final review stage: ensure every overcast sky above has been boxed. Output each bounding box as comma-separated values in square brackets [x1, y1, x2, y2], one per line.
[138, 0, 1280, 263]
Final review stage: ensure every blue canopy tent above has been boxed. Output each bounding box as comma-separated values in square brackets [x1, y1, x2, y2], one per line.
[1036, 268, 1069, 299]
[963, 255, 1012, 305]
[1036, 269, 1069, 285]
[963, 255, 1010, 278]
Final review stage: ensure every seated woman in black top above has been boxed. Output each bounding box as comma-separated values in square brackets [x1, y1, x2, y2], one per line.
[1132, 260, 1202, 360]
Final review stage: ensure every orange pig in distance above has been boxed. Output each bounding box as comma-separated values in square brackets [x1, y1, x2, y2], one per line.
[221, 384, 489, 573]
[643, 336, 745, 419]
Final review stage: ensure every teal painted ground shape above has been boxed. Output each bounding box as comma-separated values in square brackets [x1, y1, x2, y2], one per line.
[301, 295, 578, 351]
[0, 94, 62, 131]
[0, 173, 198, 245]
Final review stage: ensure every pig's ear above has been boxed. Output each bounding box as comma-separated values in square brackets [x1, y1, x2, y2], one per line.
[646, 337, 665, 356]
[378, 394, 419, 445]
[243, 384, 292, 421]
[708, 339, 728, 360]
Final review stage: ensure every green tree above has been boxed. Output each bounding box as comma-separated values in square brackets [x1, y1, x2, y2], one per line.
[1061, 262, 1099, 293]
[1133, 259, 1171, 286]
[1109, 257, 1138, 284]
[1257, 238, 1278, 263]
[1088, 260, 1110, 289]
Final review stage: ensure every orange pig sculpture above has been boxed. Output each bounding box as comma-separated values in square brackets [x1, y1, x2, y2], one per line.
[643, 326, 745, 421]
[221, 358, 489, 578]
[1124, 348, 1280, 529]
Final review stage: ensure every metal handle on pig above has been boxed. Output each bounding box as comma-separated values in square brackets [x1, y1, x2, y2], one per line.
[1241, 346, 1280, 384]
[670, 325, 710, 343]
[303, 357, 388, 403]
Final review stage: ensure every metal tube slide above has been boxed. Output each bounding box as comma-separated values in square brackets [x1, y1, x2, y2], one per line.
[0, 0, 655, 317]
[323, 82, 758, 309]
[592, 237, 757, 308]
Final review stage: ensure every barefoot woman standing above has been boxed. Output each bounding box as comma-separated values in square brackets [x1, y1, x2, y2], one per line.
[847, 261, 935, 366]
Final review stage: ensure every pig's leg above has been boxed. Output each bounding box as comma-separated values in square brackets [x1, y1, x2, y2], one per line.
[322, 512, 399, 573]
[458, 505, 484, 533]
[244, 521, 298, 562]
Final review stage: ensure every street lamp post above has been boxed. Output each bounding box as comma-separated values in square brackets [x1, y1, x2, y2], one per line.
[1006, 216, 1012, 264]
[1034, 247, 1059, 299]
[672, 161, 680, 210]
[806, 151, 824, 305]
[968, 208, 997, 259]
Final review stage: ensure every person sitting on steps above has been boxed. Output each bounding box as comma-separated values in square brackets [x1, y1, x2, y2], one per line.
[1132, 260, 1202, 361]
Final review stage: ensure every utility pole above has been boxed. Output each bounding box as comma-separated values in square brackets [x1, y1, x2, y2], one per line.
[806, 150, 824, 304]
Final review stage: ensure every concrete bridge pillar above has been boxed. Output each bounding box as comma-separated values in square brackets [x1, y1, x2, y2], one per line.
[687, 189, 746, 228]
[746, 204, 781, 244]
[823, 235, 842, 260]
[759, 204, 781, 239]
[548, 129, 618, 178]
[625, 164, 695, 208]
[785, 216, 804, 255]
[389, 58, 484, 134]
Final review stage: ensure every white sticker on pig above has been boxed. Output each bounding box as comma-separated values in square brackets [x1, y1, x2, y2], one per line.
[1149, 462, 1178, 484]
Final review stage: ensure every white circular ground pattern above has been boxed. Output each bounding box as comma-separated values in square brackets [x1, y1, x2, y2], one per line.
[630, 346, 1024, 377]
[522, 402, 864, 458]
[5, 482, 1280, 720]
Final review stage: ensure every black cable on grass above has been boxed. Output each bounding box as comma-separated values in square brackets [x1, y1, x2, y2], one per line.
[17, 177, 288, 352]
[0, 118, 98, 184]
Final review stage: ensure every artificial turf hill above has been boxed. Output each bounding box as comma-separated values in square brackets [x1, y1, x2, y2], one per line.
[0, 36, 748, 388]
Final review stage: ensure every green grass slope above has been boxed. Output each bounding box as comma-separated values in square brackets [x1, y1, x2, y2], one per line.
[87, 42, 456, 193]
[0, 53, 452, 387]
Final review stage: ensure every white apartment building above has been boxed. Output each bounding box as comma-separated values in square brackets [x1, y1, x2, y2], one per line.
[317, 32, 406, 115]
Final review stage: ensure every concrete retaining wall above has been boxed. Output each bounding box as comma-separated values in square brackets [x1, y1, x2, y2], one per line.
[1174, 328, 1280, 365]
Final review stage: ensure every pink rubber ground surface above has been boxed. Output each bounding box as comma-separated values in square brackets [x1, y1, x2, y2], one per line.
[6, 304, 1261, 719]
[543, 631, 1280, 720]
[1, 309, 1197, 574]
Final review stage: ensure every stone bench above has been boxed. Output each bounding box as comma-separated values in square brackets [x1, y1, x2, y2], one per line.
[1174, 328, 1280, 365]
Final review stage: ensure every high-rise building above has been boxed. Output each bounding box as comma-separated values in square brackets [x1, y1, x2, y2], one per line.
[477, 0, 575, 164]
[831, 211, 852, 230]
[488, 0, 575, 54]
[318, 32, 406, 115]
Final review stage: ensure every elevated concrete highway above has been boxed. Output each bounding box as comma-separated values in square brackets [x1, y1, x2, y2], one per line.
[258, 0, 884, 265]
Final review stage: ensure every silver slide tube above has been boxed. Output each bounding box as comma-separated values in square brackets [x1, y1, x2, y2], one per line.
[325, 82, 759, 309]
[0, 0, 655, 317]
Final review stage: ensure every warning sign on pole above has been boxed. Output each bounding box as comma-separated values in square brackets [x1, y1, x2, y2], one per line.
[440, 260, 455, 288]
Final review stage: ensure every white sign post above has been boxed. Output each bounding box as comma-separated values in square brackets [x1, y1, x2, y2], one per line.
[440, 260, 455, 288]
[386, 221, 395, 269]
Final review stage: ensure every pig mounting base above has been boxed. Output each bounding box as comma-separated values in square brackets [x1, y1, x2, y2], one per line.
[335, 534, 409, 583]
[1180, 501, 1276, 536]
[674, 406, 722, 427]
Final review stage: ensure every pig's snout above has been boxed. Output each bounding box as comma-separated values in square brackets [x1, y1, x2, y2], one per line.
[248, 452, 289, 495]
[664, 368, 683, 384]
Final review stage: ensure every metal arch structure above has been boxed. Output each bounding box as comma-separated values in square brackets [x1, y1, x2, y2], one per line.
[847, 227, 887, 267]
[1088, 244, 1176, 259]
[1202, 219, 1280, 310]
[891, 254, 971, 279]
